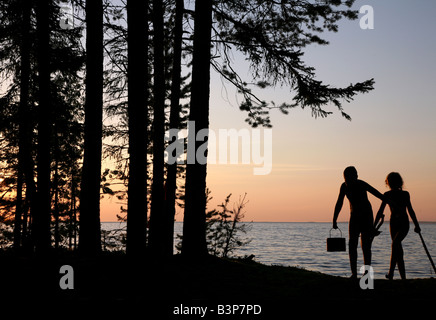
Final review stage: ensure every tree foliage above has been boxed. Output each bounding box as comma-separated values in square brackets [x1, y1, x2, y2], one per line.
[0, 0, 84, 251]
[206, 193, 251, 258]
[176, 192, 252, 258]
[213, 0, 374, 126]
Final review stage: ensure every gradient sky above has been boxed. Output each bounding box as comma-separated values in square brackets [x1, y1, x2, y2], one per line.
[101, 0, 436, 222]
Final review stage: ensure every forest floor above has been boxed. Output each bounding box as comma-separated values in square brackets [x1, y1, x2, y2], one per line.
[1, 252, 436, 316]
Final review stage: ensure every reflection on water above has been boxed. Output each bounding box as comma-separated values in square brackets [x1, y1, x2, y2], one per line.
[103, 221, 436, 279]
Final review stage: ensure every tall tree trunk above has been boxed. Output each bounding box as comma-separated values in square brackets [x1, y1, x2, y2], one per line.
[69, 171, 78, 250]
[53, 156, 60, 250]
[126, 0, 149, 256]
[13, 171, 23, 249]
[34, 0, 52, 254]
[182, 0, 212, 257]
[148, 0, 166, 256]
[79, 0, 103, 256]
[16, 0, 33, 251]
[22, 196, 30, 249]
[165, 0, 184, 256]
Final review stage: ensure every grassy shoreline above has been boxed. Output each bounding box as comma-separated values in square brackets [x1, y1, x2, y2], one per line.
[1, 251, 436, 319]
[2, 252, 435, 302]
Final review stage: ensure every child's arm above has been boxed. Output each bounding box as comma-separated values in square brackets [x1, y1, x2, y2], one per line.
[333, 184, 346, 229]
[405, 192, 421, 233]
[374, 199, 386, 230]
[363, 181, 384, 200]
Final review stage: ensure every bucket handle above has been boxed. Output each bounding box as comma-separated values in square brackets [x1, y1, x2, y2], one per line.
[329, 228, 343, 238]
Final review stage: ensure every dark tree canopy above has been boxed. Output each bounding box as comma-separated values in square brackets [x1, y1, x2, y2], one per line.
[213, 0, 374, 126]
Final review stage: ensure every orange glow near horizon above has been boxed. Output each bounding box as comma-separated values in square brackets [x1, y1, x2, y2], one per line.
[100, 161, 436, 223]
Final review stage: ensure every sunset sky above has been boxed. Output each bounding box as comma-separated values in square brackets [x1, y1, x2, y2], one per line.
[101, 0, 436, 222]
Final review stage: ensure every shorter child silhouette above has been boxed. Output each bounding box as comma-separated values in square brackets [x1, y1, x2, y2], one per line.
[374, 172, 421, 280]
[333, 166, 384, 279]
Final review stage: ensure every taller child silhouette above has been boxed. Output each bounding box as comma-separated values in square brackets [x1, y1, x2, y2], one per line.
[333, 166, 384, 279]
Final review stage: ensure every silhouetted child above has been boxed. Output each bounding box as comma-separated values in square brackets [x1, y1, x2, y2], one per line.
[374, 172, 421, 280]
[333, 166, 384, 279]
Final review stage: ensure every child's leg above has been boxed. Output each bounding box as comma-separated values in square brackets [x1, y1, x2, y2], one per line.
[388, 240, 398, 279]
[389, 227, 408, 279]
[361, 232, 372, 266]
[349, 221, 359, 277]
[395, 229, 408, 280]
[397, 242, 406, 280]
[387, 225, 399, 279]
[349, 237, 358, 277]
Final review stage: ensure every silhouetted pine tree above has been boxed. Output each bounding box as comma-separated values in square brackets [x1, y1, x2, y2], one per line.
[0, 0, 84, 251]
[33, 0, 52, 254]
[16, 0, 34, 250]
[126, 0, 149, 256]
[103, 0, 190, 257]
[148, 0, 167, 257]
[79, 0, 104, 256]
[164, 0, 185, 256]
[182, 0, 213, 257]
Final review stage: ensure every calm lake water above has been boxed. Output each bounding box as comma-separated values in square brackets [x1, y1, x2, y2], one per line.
[102, 221, 436, 279]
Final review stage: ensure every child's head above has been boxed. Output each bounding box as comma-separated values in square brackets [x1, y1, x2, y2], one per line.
[343, 166, 358, 184]
[386, 172, 403, 190]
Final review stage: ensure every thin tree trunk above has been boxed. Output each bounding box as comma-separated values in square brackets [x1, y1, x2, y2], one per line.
[70, 173, 77, 250]
[34, 0, 52, 254]
[22, 197, 30, 249]
[13, 171, 23, 249]
[15, 0, 34, 251]
[79, 0, 103, 256]
[148, 0, 166, 256]
[182, 0, 213, 257]
[53, 157, 60, 250]
[126, 0, 149, 256]
[69, 178, 74, 250]
[18, 0, 37, 253]
[165, 0, 184, 256]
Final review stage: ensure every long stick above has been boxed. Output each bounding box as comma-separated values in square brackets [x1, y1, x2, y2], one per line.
[418, 232, 436, 274]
